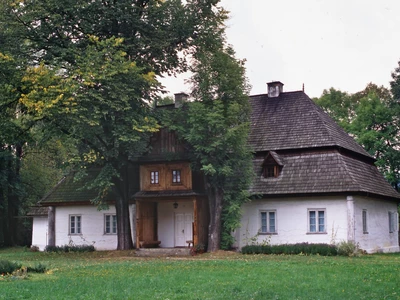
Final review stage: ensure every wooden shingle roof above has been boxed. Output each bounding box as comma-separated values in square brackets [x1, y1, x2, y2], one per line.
[249, 90, 399, 200]
[251, 150, 400, 199]
[249, 91, 371, 158]
[39, 170, 117, 205]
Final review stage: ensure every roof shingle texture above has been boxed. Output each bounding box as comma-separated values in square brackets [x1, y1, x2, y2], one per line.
[249, 92, 371, 158]
[39, 171, 116, 204]
[251, 151, 400, 199]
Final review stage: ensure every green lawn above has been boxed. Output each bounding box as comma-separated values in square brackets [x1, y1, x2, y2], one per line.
[0, 248, 399, 300]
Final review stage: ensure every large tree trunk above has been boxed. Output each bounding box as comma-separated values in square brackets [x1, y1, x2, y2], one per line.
[115, 196, 134, 250]
[114, 167, 134, 250]
[207, 185, 223, 252]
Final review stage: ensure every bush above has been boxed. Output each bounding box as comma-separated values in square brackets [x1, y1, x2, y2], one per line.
[336, 240, 360, 257]
[0, 260, 22, 274]
[27, 263, 48, 273]
[45, 244, 95, 253]
[241, 243, 338, 256]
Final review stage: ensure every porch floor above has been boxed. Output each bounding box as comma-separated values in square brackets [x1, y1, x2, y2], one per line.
[135, 247, 191, 257]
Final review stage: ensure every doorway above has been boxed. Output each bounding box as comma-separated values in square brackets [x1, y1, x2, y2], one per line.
[174, 213, 193, 247]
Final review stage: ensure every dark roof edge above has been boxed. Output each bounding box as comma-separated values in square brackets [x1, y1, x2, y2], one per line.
[36, 199, 135, 207]
[254, 146, 376, 164]
[250, 191, 400, 201]
[249, 90, 303, 99]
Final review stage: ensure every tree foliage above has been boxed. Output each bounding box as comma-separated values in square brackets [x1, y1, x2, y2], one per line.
[314, 83, 400, 190]
[2, 0, 233, 249]
[164, 18, 253, 250]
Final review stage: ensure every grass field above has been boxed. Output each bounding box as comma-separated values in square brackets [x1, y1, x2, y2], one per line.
[0, 248, 399, 300]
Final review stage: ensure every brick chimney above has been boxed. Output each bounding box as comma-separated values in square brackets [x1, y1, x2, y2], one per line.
[267, 81, 284, 98]
[174, 92, 188, 108]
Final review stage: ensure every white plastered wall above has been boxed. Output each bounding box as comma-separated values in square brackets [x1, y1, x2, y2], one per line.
[238, 196, 349, 249]
[354, 196, 399, 253]
[237, 195, 399, 253]
[157, 201, 193, 247]
[31, 217, 48, 251]
[53, 204, 136, 250]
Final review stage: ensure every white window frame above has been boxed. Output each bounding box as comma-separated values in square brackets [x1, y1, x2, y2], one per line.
[362, 209, 368, 234]
[104, 214, 117, 235]
[150, 171, 159, 184]
[172, 169, 182, 184]
[69, 215, 82, 235]
[259, 210, 277, 234]
[388, 211, 398, 233]
[308, 209, 326, 233]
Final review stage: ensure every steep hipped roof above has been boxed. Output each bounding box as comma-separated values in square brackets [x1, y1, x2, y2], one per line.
[251, 151, 400, 199]
[249, 90, 399, 200]
[249, 91, 372, 158]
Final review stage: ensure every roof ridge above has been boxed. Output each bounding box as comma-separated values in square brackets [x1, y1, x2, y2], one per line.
[303, 93, 372, 159]
[337, 152, 362, 192]
[38, 176, 67, 205]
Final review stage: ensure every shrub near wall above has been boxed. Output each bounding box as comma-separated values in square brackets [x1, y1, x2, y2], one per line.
[45, 245, 95, 253]
[241, 243, 338, 256]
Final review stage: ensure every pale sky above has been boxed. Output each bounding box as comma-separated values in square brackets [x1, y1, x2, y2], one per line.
[160, 0, 400, 98]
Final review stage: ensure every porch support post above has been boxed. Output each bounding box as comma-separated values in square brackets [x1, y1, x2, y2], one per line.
[131, 202, 136, 248]
[347, 196, 355, 242]
[136, 201, 140, 248]
[48, 206, 56, 247]
[193, 197, 198, 245]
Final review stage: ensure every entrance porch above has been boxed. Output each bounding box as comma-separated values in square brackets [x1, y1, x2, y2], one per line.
[135, 193, 209, 249]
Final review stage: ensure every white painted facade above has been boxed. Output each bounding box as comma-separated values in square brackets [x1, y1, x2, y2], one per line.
[237, 195, 399, 253]
[354, 196, 399, 253]
[32, 204, 135, 251]
[31, 217, 48, 251]
[157, 201, 194, 248]
[31, 196, 398, 253]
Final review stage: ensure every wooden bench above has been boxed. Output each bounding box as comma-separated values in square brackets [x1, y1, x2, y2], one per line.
[186, 240, 193, 248]
[139, 240, 161, 248]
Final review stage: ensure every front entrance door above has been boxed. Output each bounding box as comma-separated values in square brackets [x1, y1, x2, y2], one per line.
[175, 213, 193, 247]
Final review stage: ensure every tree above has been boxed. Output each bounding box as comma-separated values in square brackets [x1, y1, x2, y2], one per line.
[3, 0, 231, 249]
[313, 88, 354, 131]
[390, 60, 400, 100]
[350, 87, 400, 190]
[314, 84, 400, 191]
[164, 11, 253, 250]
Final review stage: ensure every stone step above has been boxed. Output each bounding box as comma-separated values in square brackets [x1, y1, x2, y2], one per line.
[135, 247, 191, 257]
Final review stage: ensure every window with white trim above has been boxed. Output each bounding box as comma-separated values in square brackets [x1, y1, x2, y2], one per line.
[150, 171, 159, 184]
[105, 214, 117, 234]
[389, 211, 397, 233]
[69, 215, 82, 234]
[260, 211, 276, 234]
[362, 210, 368, 234]
[308, 209, 326, 233]
[172, 170, 181, 184]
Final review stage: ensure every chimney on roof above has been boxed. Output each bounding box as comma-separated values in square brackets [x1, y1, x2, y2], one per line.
[174, 92, 188, 108]
[267, 81, 284, 98]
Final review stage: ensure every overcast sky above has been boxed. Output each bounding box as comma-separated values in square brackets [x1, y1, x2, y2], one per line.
[160, 0, 400, 98]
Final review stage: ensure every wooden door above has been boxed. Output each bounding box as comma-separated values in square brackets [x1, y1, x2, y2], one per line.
[175, 213, 193, 247]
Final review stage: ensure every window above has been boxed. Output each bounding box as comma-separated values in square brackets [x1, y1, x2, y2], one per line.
[70, 215, 81, 234]
[105, 214, 117, 234]
[263, 165, 279, 178]
[261, 152, 282, 178]
[172, 170, 181, 183]
[260, 211, 276, 234]
[362, 210, 368, 234]
[150, 171, 159, 184]
[389, 211, 397, 233]
[308, 209, 325, 233]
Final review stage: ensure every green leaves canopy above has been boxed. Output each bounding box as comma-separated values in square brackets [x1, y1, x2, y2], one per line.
[314, 84, 400, 190]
